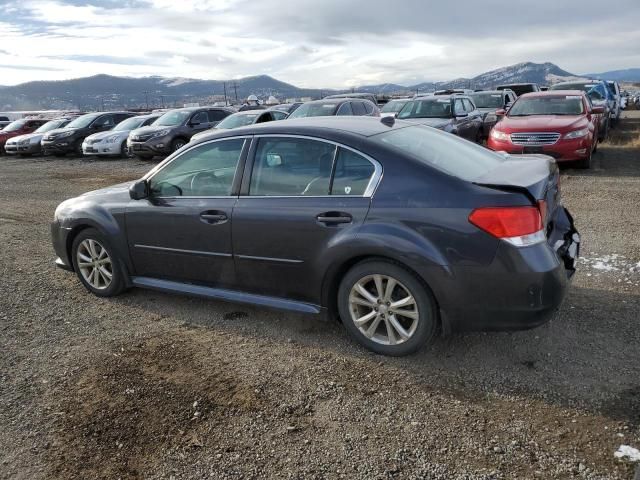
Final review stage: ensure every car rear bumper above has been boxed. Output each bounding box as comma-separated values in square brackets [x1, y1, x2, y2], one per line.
[433, 208, 579, 333]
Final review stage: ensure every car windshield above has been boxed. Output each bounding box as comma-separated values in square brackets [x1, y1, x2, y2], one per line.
[550, 83, 607, 101]
[380, 100, 408, 113]
[216, 113, 258, 129]
[3, 120, 27, 132]
[153, 110, 191, 126]
[397, 99, 452, 118]
[35, 119, 67, 133]
[508, 96, 584, 116]
[374, 125, 505, 182]
[288, 103, 338, 118]
[111, 117, 142, 131]
[469, 93, 504, 108]
[66, 113, 101, 129]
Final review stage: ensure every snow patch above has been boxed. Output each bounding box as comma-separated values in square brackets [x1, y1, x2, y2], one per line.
[614, 445, 640, 462]
[581, 254, 640, 274]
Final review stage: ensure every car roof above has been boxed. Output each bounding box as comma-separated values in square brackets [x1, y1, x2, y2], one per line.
[191, 116, 409, 144]
[302, 98, 348, 105]
[469, 90, 504, 95]
[232, 109, 265, 115]
[325, 93, 373, 98]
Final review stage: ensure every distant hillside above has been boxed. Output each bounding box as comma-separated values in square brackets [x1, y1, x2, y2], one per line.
[0, 62, 618, 110]
[583, 68, 640, 82]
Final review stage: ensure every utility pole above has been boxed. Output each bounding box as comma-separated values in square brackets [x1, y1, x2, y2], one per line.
[223, 82, 228, 106]
[144, 91, 149, 110]
[233, 81, 238, 102]
[160, 95, 165, 109]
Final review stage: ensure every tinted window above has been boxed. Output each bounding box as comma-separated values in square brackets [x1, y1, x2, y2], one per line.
[463, 99, 475, 112]
[336, 102, 353, 116]
[114, 114, 132, 124]
[149, 139, 244, 197]
[374, 125, 506, 182]
[142, 116, 158, 126]
[351, 102, 366, 116]
[363, 101, 375, 115]
[93, 115, 115, 128]
[208, 110, 229, 122]
[191, 111, 208, 124]
[332, 148, 375, 196]
[454, 99, 465, 115]
[250, 137, 336, 196]
[270, 110, 288, 120]
[256, 112, 273, 123]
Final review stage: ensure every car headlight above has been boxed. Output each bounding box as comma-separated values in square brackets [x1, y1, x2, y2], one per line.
[564, 128, 589, 139]
[105, 135, 120, 144]
[152, 129, 171, 138]
[490, 129, 510, 141]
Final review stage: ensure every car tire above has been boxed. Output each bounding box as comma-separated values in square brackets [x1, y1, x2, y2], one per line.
[337, 260, 437, 356]
[120, 141, 130, 158]
[74, 140, 83, 156]
[171, 138, 187, 152]
[576, 150, 592, 169]
[71, 228, 126, 298]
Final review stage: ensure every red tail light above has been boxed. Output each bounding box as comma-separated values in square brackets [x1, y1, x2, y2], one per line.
[469, 206, 544, 246]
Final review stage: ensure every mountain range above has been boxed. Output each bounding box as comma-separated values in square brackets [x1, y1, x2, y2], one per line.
[0, 62, 637, 111]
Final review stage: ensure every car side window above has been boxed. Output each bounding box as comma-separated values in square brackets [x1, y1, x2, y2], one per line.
[454, 99, 465, 115]
[270, 110, 288, 120]
[208, 110, 228, 122]
[249, 137, 336, 196]
[351, 102, 366, 116]
[336, 102, 353, 116]
[363, 101, 374, 115]
[148, 138, 245, 197]
[332, 148, 375, 196]
[115, 114, 130, 123]
[94, 115, 115, 128]
[191, 111, 208, 125]
[142, 117, 156, 126]
[463, 99, 475, 112]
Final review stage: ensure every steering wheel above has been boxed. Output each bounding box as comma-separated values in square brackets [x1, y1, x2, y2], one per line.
[190, 171, 224, 195]
[153, 181, 182, 196]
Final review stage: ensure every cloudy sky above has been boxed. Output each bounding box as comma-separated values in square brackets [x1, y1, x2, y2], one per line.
[0, 0, 639, 87]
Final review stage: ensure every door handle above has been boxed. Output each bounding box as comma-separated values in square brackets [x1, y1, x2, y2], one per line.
[200, 211, 228, 224]
[316, 212, 352, 225]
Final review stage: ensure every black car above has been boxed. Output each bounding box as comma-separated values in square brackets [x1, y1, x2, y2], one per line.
[496, 83, 541, 96]
[468, 90, 517, 139]
[52, 117, 579, 356]
[41, 112, 134, 156]
[271, 103, 303, 114]
[288, 98, 380, 119]
[396, 95, 484, 143]
[0, 116, 10, 129]
[127, 107, 235, 160]
[324, 92, 378, 105]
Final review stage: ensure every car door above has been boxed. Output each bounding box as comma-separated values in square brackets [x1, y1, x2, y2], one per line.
[125, 136, 249, 287]
[189, 111, 211, 134]
[232, 135, 380, 304]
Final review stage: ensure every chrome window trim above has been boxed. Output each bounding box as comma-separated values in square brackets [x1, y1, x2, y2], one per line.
[245, 134, 383, 198]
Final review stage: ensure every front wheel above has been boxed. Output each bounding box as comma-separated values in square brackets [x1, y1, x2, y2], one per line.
[171, 138, 186, 152]
[71, 228, 126, 297]
[337, 260, 437, 356]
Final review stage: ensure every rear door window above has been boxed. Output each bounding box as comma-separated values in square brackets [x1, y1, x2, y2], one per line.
[351, 102, 366, 116]
[249, 137, 336, 196]
[363, 101, 375, 115]
[208, 110, 229, 122]
[336, 102, 353, 116]
[331, 148, 375, 196]
[191, 111, 209, 125]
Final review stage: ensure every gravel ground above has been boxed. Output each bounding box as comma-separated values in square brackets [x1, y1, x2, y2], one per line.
[1, 114, 639, 479]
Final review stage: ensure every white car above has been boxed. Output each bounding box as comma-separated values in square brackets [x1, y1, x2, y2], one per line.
[82, 113, 159, 157]
[378, 98, 411, 118]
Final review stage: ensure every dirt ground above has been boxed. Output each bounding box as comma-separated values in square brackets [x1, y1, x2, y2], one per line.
[1, 113, 639, 479]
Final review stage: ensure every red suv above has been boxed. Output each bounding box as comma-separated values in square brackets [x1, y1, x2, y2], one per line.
[487, 91, 603, 168]
[0, 118, 48, 153]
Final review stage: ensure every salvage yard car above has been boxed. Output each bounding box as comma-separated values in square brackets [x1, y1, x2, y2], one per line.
[52, 116, 579, 356]
[189, 109, 288, 142]
[0, 118, 49, 153]
[396, 94, 484, 143]
[127, 106, 235, 160]
[289, 98, 380, 119]
[487, 91, 602, 168]
[82, 113, 160, 158]
[468, 90, 517, 139]
[41, 111, 134, 156]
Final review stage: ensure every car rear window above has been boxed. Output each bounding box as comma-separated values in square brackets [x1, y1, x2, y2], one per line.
[373, 125, 505, 182]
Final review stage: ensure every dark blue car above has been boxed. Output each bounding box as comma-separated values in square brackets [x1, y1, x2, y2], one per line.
[51, 117, 579, 356]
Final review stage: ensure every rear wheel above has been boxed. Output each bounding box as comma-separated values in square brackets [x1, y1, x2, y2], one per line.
[171, 138, 187, 152]
[338, 260, 437, 356]
[71, 228, 125, 297]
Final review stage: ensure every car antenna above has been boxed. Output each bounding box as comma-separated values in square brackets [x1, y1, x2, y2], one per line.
[380, 116, 395, 127]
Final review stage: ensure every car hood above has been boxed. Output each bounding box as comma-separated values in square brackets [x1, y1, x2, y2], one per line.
[43, 127, 77, 140]
[85, 130, 127, 142]
[400, 117, 452, 128]
[81, 182, 132, 198]
[130, 125, 173, 136]
[5, 134, 30, 144]
[498, 115, 586, 132]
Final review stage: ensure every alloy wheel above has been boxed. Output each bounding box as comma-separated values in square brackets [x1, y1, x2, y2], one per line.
[348, 274, 419, 346]
[76, 239, 113, 290]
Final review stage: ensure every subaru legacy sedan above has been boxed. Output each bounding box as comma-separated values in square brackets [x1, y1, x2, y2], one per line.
[52, 117, 579, 356]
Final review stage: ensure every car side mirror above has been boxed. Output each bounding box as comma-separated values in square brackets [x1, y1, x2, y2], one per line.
[129, 179, 149, 200]
[495, 109, 507, 117]
[591, 106, 605, 114]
